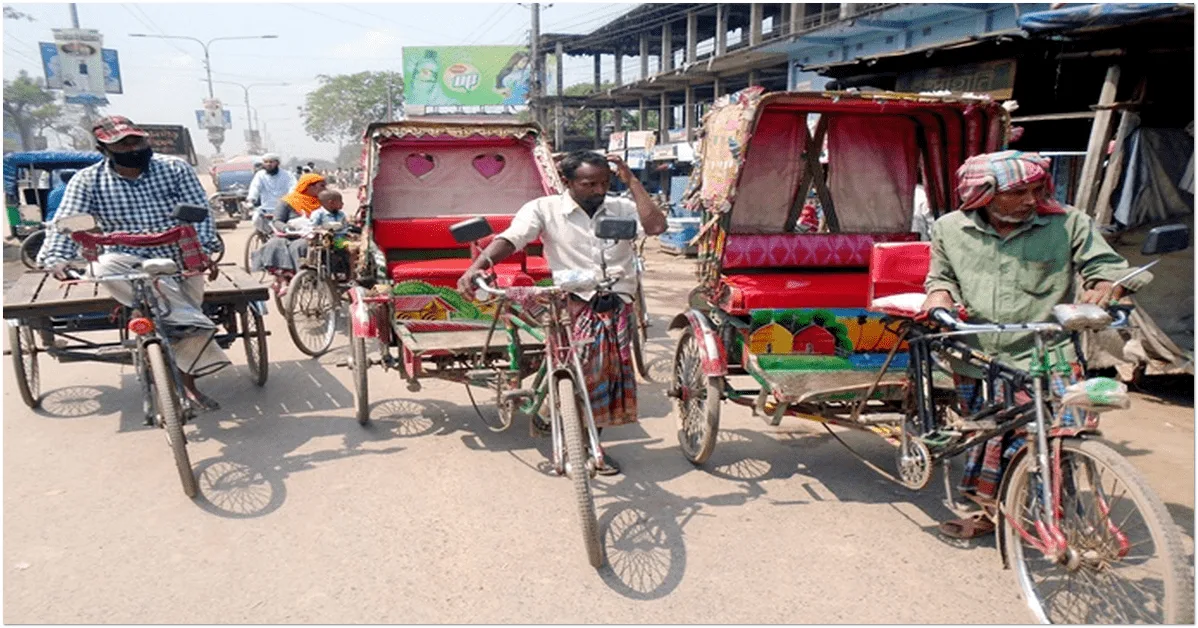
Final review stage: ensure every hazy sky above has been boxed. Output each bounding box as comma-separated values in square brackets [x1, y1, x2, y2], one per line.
[3, 1, 640, 160]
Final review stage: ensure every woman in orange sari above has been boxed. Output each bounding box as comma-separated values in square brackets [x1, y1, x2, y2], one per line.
[252, 173, 327, 274]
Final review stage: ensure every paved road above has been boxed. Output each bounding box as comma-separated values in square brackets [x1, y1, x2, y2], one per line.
[3, 197, 1193, 623]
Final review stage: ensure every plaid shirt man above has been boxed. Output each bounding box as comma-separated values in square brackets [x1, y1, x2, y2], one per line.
[37, 154, 220, 269]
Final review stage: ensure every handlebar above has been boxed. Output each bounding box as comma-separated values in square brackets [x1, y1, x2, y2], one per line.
[928, 306, 1131, 335]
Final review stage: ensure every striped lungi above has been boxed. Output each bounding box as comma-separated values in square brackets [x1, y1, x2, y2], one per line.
[567, 296, 638, 428]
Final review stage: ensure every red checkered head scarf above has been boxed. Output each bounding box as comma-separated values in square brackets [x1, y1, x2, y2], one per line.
[955, 150, 1065, 215]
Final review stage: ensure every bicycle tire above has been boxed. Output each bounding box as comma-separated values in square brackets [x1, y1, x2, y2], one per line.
[8, 322, 40, 409]
[1002, 438, 1192, 624]
[146, 343, 198, 498]
[672, 328, 721, 465]
[239, 304, 268, 386]
[285, 269, 338, 357]
[351, 332, 370, 425]
[630, 289, 651, 381]
[20, 230, 44, 270]
[559, 377, 603, 568]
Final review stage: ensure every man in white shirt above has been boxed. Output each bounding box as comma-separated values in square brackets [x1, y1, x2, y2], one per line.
[457, 151, 666, 474]
[247, 152, 297, 233]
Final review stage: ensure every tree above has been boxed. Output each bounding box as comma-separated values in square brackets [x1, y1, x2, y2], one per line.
[337, 142, 364, 169]
[300, 71, 403, 152]
[3, 71, 61, 151]
[4, 7, 34, 21]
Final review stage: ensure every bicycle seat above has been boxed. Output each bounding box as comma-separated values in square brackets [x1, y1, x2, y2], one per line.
[140, 258, 179, 276]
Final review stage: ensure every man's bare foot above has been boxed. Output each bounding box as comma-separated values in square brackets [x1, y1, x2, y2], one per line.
[180, 374, 219, 411]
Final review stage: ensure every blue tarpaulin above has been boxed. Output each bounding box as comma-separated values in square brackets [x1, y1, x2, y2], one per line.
[3, 150, 103, 197]
[1018, 3, 1192, 33]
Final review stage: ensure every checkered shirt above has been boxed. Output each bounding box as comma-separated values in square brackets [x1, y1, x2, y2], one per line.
[37, 155, 220, 268]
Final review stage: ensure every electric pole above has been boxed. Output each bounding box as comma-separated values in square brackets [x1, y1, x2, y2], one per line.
[530, 3, 542, 129]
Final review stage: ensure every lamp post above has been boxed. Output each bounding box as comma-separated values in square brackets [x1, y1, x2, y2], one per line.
[129, 33, 278, 99]
[205, 80, 289, 132]
[130, 33, 277, 153]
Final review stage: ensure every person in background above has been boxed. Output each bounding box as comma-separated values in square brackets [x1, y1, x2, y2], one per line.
[311, 189, 356, 277]
[911, 169, 933, 241]
[45, 169, 77, 222]
[251, 173, 327, 276]
[247, 152, 296, 235]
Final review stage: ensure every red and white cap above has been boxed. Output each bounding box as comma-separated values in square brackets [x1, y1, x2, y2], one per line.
[91, 116, 148, 144]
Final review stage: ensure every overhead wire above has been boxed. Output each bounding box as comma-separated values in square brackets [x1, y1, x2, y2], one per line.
[463, 3, 511, 45]
[335, 3, 459, 43]
[119, 3, 195, 58]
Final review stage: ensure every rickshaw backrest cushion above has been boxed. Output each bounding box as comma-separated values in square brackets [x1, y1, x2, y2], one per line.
[721, 233, 920, 270]
[372, 216, 518, 250]
[868, 242, 932, 300]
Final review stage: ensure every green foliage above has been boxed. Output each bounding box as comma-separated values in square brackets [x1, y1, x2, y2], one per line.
[3, 7, 34, 21]
[300, 71, 403, 147]
[3, 71, 61, 151]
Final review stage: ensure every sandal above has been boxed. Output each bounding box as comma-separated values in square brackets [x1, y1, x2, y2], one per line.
[938, 513, 995, 539]
[596, 451, 621, 476]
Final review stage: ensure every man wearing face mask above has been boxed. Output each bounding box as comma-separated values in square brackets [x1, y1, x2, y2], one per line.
[919, 150, 1149, 539]
[37, 115, 229, 411]
[456, 150, 666, 475]
[247, 152, 296, 234]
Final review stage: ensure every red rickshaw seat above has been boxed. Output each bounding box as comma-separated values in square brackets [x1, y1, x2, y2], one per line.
[374, 216, 551, 286]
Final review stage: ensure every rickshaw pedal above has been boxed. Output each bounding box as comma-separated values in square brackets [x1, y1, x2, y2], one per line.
[501, 389, 535, 402]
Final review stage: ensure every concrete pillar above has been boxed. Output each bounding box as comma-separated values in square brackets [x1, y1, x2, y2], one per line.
[614, 47, 623, 87]
[594, 54, 603, 149]
[638, 98, 647, 131]
[555, 41, 564, 96]
[715, 3, 727, 56]
[749, 70, 759, 87]
[659, 92, 670, 136]
[686, 11, 698, 64]
[661, 21, 673, 72]
[713, 76, 723, 98]
[640, 33, 650, 79]
[789, 3, 801, 36]
[684, 86, 695, 142]
[750, 3, 763, 46]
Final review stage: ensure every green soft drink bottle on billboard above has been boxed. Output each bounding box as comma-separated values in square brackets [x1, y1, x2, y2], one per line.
[404, 46, 531, 106]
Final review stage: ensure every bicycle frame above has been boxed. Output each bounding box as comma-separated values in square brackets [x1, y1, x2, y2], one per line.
[906, 311, 1125, 563]
[479, 287, 605, 477]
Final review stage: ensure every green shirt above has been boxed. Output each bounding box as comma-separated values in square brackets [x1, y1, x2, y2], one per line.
[925, 207, 1150, 375]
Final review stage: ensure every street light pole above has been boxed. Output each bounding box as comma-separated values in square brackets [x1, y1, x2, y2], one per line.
[130, 33, 277, 102]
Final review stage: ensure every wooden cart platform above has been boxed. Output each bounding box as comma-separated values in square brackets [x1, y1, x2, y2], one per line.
[3, 265, 269, 320]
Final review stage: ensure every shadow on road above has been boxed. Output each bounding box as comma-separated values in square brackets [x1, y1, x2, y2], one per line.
[33, 384, 125, 419]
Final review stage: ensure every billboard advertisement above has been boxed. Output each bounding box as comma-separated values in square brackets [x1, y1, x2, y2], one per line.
[403, 46, 531, 106]
[38, 29, 122, 105]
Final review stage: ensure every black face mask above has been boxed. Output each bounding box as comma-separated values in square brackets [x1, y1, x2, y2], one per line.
[109, 146, 153, 170]
[265, 166, 279, 175]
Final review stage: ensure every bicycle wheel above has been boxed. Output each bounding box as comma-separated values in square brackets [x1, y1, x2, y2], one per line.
[630, 288, 651, 381]
[350, 332, 370, 425]
[146, 342, 198, 498]
[558, 376, 602, 568]
[211, 232, 226, 265]
[1002, 438, 1191, 624]
[672, 327, 721, 465]
[238, 304, 268, 386]
[285, 269, 338, 357]
[20, 230, 44, 270]
[7, 321, 40, 409]
[243, 231, 264, 274]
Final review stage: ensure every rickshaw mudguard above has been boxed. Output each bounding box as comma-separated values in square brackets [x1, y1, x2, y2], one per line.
[669, 310, 728, 377]
[348, 286, 389, 342]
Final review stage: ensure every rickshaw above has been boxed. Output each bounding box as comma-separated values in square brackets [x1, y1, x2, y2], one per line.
[3, 150, 105, 265]
[3, 205, 270, 498]
[344, 119, 617, 567]
[667, 88, 1191, 623]
[209, 160, 256, 227]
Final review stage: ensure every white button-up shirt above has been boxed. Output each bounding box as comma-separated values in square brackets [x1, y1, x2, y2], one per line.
[498, 192, 642, 299]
